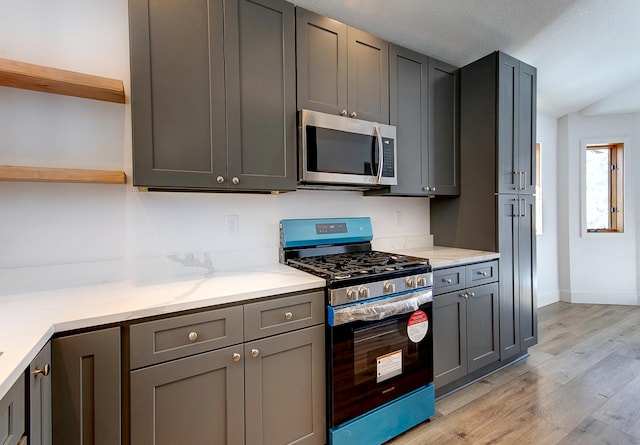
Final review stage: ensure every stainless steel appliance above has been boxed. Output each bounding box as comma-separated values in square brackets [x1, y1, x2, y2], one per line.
[298, 109, 397, 189]
[280, 217, 434, 445]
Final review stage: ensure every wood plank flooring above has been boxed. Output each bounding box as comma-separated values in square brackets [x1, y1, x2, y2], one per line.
[388, 302, 640, 444]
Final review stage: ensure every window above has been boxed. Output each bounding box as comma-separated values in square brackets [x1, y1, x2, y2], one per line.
[535, 142, 542, 235]
[585, 142, 624, 233]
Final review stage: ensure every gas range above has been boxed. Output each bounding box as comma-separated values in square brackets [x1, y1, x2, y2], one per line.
[280, 217, 432, 305]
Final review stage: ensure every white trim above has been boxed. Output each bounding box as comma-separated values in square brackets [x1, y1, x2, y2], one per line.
[559, 290, 638, 306]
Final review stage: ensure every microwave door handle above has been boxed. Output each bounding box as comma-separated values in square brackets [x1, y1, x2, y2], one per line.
[374, 124, 384, 183]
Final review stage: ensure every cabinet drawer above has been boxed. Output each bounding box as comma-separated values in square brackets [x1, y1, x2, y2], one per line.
[244, 291, 324, 341]
[466, 260, 499, 287]
[0, 374, 25, 445]
[433, 266, 466, 295]
[130, 306, 243, 369]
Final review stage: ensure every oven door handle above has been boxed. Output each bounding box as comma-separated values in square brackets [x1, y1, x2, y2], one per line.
[328, 289, 433, 327]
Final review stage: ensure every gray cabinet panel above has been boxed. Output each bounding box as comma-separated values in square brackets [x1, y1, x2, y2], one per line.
[428, 57, 460, 196]
[0, 374, 25, 445]
[466, 260, 499, 288]
[497, 53, 518, 194]
[226, 0, 297, 191]
[52, 327, 121, 445]
[129, 305, 243, 369]
[245, 325, 325, 445]
[466, 283, 499, 372]
[519, 195, 537, 350]
[433, 291, 467, 388]
[295, 8, 347, 115]
[498, 195, 520, 360]
[29, 343, 52, 445]
[130, 0, 296, 191]
[433, 266, 465, 295]
[518, 63, 537, 195]
[243, 291, 324, 341]
[130, 345, 244, 445]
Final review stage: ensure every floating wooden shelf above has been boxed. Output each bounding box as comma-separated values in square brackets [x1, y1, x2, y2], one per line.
[0, 58, 125, 104]
[0, 165, 126, 184]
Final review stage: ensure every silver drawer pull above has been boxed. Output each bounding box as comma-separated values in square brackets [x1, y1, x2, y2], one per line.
[443, 278, 452, 284]
[251, 349, 260, 358]
[232, 353, 241, 362]
[479, 271, 488, 277]
[461, 293, 468, 299]
[188, 331, 198, 342]
[284, 311, 293, 320]
[469, 292, 476, 297]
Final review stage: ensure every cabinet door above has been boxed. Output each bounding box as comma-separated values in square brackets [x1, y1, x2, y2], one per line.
[130, 0, 227, 188]
[29, 343, 51, 445]
[130, 345, 244, 445]
[225, 0, 297, 191]
[0, 374, 25, 445]
[296, 8, 348, 116]
[428, 57, 460, 196]
[497, 52, 520, 194]
[245, 325, 325, 445]
[518, 62, 537, 195]
[466, 283, 500, 372]
[498, 195, 521, 360]
[519, 195, 537, 350]
[387, 44, 428, 195]
[52, 327, 121, 445]
[347, 27, 389, 123]
[433, 291, 467, 388]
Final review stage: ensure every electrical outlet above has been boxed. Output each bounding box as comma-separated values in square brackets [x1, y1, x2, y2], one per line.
[396, 211, 403, 226]
[226, 215, 239, 235]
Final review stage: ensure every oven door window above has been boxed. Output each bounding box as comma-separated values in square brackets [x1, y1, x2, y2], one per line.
[330, 303, 433, 427]
[306, 126, 378, 176]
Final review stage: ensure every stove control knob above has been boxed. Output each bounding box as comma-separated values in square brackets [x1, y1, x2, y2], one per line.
[405, 277, 415, 288]
[384, 282, 396, 293]
[416, 276, 426, 287]
[346, 288, 358, 301]
[358, 287, 371, 299]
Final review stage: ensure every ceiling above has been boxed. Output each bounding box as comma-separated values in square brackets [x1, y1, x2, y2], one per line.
[290, 0, 640, 118]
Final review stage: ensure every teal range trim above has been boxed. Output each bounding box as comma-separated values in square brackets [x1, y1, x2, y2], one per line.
[280, 217, 373, 248]
[329, 383, 435, 445]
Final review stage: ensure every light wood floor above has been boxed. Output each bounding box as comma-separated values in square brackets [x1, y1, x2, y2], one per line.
[389, 301, 640, 444]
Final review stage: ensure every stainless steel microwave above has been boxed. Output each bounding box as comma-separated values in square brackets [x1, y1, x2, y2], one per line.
[298, 109, 397, 188]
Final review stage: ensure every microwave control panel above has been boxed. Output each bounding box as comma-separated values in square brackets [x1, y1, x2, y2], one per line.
[381, 138, 395, 177]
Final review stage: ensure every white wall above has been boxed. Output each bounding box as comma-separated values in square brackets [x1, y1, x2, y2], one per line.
[536, 113, 560, 307]
[0, 0, 431, 296]
[557, 112, 638, 305]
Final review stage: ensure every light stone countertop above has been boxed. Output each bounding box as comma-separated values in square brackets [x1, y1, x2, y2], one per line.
[0, 245, 497, 400]
[0, 263, 325, 400]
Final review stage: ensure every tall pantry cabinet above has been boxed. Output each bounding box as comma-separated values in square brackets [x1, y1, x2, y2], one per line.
[431, 51, 537, 360]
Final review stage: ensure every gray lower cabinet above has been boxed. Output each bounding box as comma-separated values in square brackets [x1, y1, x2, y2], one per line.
[29, 343, 52, 445]
[433, 262, 499, 389]
[129, 0, 296, 191]
[368, 45, 458, 197]
[129, 291, 325, 445]
[296, 7, 389, 123]
[52, 327, 121, 445]
[0, 373, 25, 445]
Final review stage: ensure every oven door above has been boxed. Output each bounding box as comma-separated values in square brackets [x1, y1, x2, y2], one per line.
[328, 290, 433, 427]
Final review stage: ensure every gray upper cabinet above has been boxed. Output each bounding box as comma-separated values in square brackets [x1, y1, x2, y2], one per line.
[52, 327, 121, 445]
[296, 7, 389, 123]
[370, 45, 458, 196]
[129, 0, 297, 191]
[29, 343, 52, 445]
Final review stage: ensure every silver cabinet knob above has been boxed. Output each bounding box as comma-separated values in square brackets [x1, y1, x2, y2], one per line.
[469, 292, 475, 297]
[430, 187, 437, 192]
[405, 277, 415, 288]
[251, 348, 259, 358]
[461, 292, 469, 299]
[346, 288, 357, 301]
[188, 331, 198, 342]
[417, 276, 426, 287]
[232, 353, 241, 362]
[33, 363, 50, 377]
[232, 177, 240, 185]
[216, 176, 225, 184]
[358, 286, 371, 298]
[422, 186, 430, 192]
[383, 282, 396, 293]
[284, 311, 293, 320]
[443, 278, 452, 284]
[350, 111, 357, 118]
[340, 109, 348, 116]
[479, 271, 488, 277]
